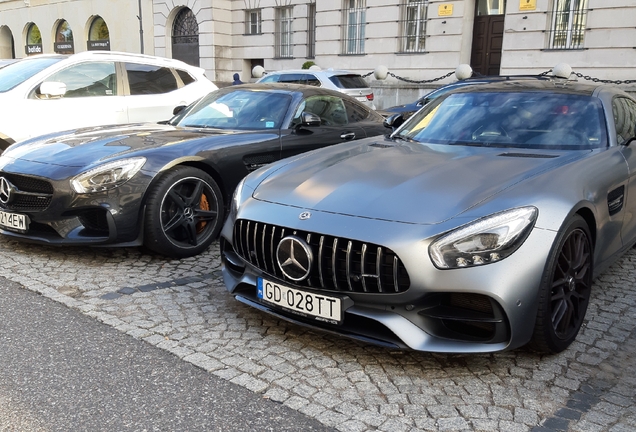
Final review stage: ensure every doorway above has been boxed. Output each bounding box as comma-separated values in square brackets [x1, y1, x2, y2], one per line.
[470, 0, 506, 76]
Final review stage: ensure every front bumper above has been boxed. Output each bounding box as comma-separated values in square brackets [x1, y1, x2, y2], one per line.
[220, 199, 558, 353]
[0, 167, 153, 246]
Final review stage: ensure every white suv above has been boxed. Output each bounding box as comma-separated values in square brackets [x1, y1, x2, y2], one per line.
[257, 69, 375, 109]
[0, 51, 217, 149]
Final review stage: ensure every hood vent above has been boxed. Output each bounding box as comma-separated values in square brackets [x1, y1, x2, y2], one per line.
[498, 152, 558, 159]
[369, 142, 396, 149]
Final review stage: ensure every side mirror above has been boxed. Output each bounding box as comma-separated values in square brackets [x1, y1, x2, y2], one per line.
[383, 113, 404, 130]
[300, 112, 321, 127]
[173, 105, 187, 116]
[39, 81, 67, 98]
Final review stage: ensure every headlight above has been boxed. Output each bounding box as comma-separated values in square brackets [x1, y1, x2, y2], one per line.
[429, 206, 538, 269]
[230, 177, 247, 217]
[71, 157, 146, 194]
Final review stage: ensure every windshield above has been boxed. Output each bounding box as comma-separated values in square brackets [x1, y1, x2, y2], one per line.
[397, 91, 607, 150]
[176, 89, 292, 130]
[0, 57, 63, 93]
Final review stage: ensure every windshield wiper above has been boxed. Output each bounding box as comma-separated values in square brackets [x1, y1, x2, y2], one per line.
[182, 124, 211, 129]
[392, 133, 417, 143]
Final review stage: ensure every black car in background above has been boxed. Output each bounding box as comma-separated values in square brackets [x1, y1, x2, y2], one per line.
[378, 76, 535, 120]
[0, 84, 386, 258]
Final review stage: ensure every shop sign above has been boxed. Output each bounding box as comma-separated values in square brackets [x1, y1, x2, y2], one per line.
[55, 42, 74, 52]
[25, 44, 43, 55]
[87, 40, 110, 51]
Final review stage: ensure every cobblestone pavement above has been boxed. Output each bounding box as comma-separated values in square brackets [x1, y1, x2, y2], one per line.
[0, 237, 634, 432]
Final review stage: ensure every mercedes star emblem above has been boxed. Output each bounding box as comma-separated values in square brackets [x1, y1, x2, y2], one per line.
[299, 211, 311, 220]
[276, 236, 313, 281]
[0, 177, 12, 204]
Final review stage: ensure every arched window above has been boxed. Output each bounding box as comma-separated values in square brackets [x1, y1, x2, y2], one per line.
[88, 16, 110, 50]
[55, 20, 74, 54]
[172, 8, 199, 66]
[26, 23, 43, 55]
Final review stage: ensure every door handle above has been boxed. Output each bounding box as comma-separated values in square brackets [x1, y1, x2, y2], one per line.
[341, 132, 356, 140]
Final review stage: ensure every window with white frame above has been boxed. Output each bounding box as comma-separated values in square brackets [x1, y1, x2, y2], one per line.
[549, 0, 589, 49]
[401, 0, 428, 52]
[245, 9, 262, 35]
[276, 6, 293, 58]
[343, 0, 365, 55]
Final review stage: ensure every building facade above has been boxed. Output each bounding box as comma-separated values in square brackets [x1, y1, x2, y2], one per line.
[1, 0, 634, 108]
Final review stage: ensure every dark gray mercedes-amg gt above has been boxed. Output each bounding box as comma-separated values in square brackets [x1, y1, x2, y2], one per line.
[0, 84, 386, 258]
[221, 75, 636, 354]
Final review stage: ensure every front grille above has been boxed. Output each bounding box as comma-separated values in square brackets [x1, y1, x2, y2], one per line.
[0, 173, 53, 211]
[233, 219, 410, 294]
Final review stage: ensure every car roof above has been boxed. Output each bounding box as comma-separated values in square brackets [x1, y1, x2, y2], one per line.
[219, 82, 371, 99]
[263, 69, 363, 77]
[440, 77, 605, 97]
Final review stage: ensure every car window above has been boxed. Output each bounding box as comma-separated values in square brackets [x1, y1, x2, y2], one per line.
[398, 92, 607, 150]
[125, 63, 178, 95]
[0, 57, 63, 93]
[343, 99, 370, 123]
[42, 61, 117, 98]
[258, 75, 279, 83]
[177, 89, 291, 130]
[612, 97, 636, 145]
[294, 95, 349, 126]
[328, 74, 368, 89]
[176, 69, 195, 85]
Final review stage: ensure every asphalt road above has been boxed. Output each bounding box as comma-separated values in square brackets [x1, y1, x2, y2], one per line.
[0, 277, 333, 432]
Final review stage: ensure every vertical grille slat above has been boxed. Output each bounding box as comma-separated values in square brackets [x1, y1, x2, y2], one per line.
[332, 238, 339, 290]
[393, 255, 399, 293]
[376, 247, 383, 293]
[360, 243, 368, 293]
[346, 240, 353, 291]
[318, 235, 325, 288]
[232, 219, 410, 294]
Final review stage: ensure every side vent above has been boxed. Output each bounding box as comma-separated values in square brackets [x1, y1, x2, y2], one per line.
[608, 185, 625, 216]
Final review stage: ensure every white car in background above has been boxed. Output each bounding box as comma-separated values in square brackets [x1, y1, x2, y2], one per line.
[0, 51, 217, 150]
[257, 69, 376, 110]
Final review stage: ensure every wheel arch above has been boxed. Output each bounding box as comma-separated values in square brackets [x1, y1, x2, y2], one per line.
[575, 206, 597, 251]
[139, 159, 231, 225]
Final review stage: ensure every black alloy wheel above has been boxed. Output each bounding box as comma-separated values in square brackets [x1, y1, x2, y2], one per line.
[530, 215, 593, 353]
[144, 166, 223, 259]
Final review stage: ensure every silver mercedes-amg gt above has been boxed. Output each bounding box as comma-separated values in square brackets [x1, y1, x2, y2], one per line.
[220, 74, 636, 354]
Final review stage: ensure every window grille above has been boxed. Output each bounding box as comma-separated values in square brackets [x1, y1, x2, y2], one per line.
[307, 3, 316, 58]
[172, 8, 199, 44]
[276, 7, 293, 58]
[343, 0, 366, 55]
[400, 0, 428, 53]
[245, 9, 262, 35]
[548, 0, 589, 49]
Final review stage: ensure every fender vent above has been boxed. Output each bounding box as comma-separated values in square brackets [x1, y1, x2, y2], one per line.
[608, 185, 625, 216]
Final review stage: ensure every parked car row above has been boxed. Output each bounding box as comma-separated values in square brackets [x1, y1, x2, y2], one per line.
[1, 54, 635, 356]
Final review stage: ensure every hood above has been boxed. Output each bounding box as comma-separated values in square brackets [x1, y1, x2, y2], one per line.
[253, 139, 588, 224]
[3, 123, 236, 167]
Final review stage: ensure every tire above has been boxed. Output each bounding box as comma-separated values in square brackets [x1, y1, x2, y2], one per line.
[143, 166, 223, 259]
[529, 215, 593, 353]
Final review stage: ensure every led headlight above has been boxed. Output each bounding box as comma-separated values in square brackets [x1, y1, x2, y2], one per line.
[429, 206, 538, 269]
[71, 157, 146, 194]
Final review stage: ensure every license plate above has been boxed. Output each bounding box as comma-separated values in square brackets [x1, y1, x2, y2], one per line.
[356, 96, 367, 102]
[0, 210, 29, 233]
[258, 278, 342, 324]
